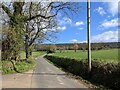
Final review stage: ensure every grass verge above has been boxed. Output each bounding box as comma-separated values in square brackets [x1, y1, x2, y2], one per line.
[2, 51, 46, 74]
[2, 57, 35, 75]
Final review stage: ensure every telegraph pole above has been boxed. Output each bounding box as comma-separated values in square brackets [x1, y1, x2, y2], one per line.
[87, 0, 91, 74]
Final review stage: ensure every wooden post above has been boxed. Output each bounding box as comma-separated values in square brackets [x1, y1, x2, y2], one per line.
[87, 0, 91, 74]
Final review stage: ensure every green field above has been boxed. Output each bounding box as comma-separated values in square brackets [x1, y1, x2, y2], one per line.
[51, 49, 119, 63]
[20, 51, 46, 59]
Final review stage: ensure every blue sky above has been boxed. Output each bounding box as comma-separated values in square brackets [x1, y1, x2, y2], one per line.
[44, 1, 119, 44]
[0, 1, 119, 44]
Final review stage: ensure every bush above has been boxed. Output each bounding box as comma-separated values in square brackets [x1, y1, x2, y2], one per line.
[44, 55, 120, 90]
[47, 49, 55, 54]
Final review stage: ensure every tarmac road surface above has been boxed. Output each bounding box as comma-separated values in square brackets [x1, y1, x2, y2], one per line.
[3, 56, 88, 89]
[31, 56, 88, 88]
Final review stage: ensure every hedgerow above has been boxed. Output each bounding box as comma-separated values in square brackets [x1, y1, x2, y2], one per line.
[44, 55, 120, 90]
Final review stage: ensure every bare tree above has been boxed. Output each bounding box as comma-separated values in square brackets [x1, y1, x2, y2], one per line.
[73, 43, 79, 52]
[1, 1, 80, 60]
[1, 2, 25, 60]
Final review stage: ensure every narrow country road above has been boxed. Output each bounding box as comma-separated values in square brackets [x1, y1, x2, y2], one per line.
[31, 56, 88, 88]
[3, 56, 88, 89]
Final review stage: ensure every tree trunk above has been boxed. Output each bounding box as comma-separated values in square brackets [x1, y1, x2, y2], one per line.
[75, 49, 76, 52]
[25, 46, 29, 59]
[25, 26, 29, 59]
[29, 49, 32, 56]
[2, 2, 25, 61]
[25, 43, 29, 59]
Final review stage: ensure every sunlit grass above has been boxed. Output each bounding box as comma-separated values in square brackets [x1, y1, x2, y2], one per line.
[20, 51, 46, 59]
[2, 51, 46, 74]
[51, 49, 119, 63]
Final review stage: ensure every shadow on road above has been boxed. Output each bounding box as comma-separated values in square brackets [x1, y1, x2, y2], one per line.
[22, 72, 67, 76]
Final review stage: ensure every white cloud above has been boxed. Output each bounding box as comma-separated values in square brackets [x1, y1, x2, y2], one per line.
[79, 40, 87, 43]
[75, 21, 84, 26]
[42, 26, 66, 32]
[95, 7, 106, 16]
[99, 18, 118, 29]
[91, 30, 118, 43]
[57, 26, 66, 31]
[58, 17, 72, 26]
[63, 17, 72, 25]
[79, 27, 84, 30]
[70, 39, 78, 43]
[107, 1, 119, 16]
[107, 16, 111, 18]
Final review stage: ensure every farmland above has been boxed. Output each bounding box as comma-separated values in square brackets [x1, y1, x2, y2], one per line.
[20, 51, 46, 59]
[45, 48, 120, 89]
[50, 49, 119, 63]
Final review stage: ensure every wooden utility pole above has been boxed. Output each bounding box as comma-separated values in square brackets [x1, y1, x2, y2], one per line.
[87, 0, 91, 74]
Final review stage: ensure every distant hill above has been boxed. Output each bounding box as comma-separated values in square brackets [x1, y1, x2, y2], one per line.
[34, 42, 119, 51]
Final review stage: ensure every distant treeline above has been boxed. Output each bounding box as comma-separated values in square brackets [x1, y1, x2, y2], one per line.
[34, 42, 120, 51]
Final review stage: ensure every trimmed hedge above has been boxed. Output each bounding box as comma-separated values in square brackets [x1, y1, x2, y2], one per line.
[44, 55, 120, 90]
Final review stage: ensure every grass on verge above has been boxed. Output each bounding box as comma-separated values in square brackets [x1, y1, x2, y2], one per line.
[2, 51, 46, 74]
